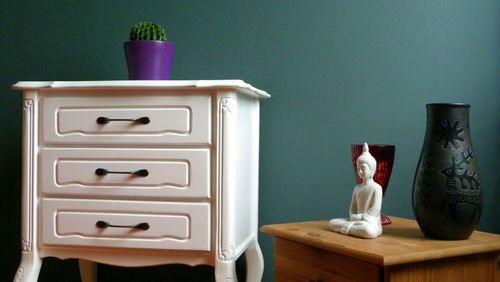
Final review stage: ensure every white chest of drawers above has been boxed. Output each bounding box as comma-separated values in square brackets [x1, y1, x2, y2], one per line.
[12, 80, 270, 282]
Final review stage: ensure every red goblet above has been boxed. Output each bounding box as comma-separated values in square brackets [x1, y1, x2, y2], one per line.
[351, 144, 395, 225]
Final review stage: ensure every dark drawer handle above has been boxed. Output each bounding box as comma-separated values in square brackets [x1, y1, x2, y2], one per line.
[96, 116, 150, 125]
[95, 168, 149, 177]
[96, 220, 150, 230]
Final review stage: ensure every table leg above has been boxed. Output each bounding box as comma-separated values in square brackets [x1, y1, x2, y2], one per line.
[14, 253, 42, 282]
[215, 260, 237, 281]
[79, 260, 97, 282]
[245, 239, 264, 282]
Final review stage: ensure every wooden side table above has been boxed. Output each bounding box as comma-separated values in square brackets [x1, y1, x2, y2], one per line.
[261, 216, 500, 282]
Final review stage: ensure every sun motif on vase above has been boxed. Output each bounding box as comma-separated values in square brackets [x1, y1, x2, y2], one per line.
[433, 118, 464, 149]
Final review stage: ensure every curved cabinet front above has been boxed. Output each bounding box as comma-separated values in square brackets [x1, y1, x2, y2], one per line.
[41, 198, 211, 251]
[40, 148, 210, 199]
[40, 93, 211, 145]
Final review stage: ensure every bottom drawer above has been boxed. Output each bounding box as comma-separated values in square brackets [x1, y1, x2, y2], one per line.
[41, 198, 210, 251]
[275, 238, 380, 282]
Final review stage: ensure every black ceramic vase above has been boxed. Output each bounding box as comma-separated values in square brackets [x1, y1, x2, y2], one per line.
[412, 103, 482, 240]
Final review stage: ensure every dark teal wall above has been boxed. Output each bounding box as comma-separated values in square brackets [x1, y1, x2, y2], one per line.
[1, 1, 499, 281]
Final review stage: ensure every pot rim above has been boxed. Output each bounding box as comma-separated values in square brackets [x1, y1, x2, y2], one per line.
[124, 40, 175, 45]
[426, 103, 470, 108]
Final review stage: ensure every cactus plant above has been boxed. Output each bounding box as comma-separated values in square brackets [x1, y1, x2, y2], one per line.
[129, 22, 167, 41]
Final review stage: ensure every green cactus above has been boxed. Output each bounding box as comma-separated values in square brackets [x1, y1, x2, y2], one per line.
[129, 22, 167, 41]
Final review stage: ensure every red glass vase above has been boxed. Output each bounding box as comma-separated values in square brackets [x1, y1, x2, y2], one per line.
[351, 144, 395, 225]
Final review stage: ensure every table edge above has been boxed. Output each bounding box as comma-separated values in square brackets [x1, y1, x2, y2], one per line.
[260, 218, 500, 266]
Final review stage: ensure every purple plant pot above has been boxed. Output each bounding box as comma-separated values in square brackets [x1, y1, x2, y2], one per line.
[124, 40, 175, 80]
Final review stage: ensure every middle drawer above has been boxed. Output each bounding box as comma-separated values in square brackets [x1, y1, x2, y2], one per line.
[40, 148, 210, 199]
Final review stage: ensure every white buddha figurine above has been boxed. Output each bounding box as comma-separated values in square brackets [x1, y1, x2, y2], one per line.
[329, 143, 383, 239]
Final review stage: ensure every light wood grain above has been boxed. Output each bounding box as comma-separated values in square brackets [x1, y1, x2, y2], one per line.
[275, 238, 380, 282]
[261, 216, 500, 266]
[385, 252, 500, 282]
[263, 216, 500, 282]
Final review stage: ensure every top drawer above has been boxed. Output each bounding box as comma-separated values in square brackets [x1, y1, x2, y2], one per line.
[40, 94, 211, 145]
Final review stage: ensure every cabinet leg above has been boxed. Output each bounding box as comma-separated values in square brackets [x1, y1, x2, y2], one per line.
[79, 259, 97, 282]
[215, 260, 237, 281]
[245, 240, 264, 282]
[14, 252, 42, 282]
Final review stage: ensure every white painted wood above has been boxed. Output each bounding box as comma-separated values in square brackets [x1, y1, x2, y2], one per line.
[41, 94, 211, 145]
[41, 198, 211, 250]
[12, 81, 269, 282]
[215, 260, 237, 282]
[15, 92, 43, 282]
[233, 94, 261, 248]
[42, 248, 212, 268]
[14, 253, 42, 282]
[244, 240, 264, 282]
[215, 95, 238, 263]
[40, 148, 210, 199]
[12, 80, 271, 99]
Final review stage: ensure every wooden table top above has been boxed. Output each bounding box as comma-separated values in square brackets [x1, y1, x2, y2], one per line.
[260, 216, 500, 266]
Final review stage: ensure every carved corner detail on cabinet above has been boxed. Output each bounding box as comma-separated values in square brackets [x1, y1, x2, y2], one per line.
[21, 238, 31, 252]
[23, 98, 33, 110]
[219, 97, 236, 113]
[218, 246, 235, 261]
[21, 96, 35, 256]
[14, 266, 24, 282]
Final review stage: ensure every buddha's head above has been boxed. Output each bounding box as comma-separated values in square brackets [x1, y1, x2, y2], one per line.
[356, 143, 377, 180]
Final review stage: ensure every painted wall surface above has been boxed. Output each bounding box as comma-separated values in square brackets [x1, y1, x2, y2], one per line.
[1, 1, 498, 281]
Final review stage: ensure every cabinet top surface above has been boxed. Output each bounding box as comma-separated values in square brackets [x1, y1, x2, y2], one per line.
[12, 80, 270, 98]
[260, 216, 500, 266]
